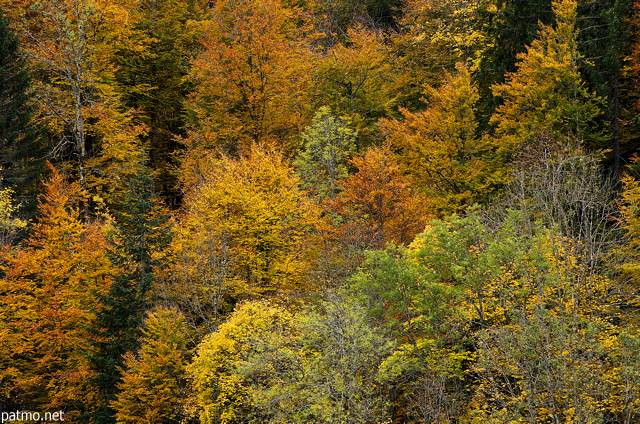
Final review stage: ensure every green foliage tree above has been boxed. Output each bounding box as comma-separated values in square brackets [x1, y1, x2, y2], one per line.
[87, 160, 172, 424]
[112, 308, 189, 424]
[0, 6, 43, 208]
[351, 218, 480, 422]
[295, 293, 393, 424]
[353, 209, 626, 422]
[295, 106, 357, 199]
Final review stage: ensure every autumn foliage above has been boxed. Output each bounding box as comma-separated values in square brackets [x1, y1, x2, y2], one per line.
[1, 0, 640, 422]
[0, 165, 112, 414]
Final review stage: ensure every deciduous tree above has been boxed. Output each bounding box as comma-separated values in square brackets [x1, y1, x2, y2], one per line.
[354, 211, 624, 422]
[188, 300, 300, 424]
[295, 106, 357, 199]
[381, 63, 497, 215]
[3, 0, 147, 210]
[0, 164, 112, 416]
[389, 0, 486, 108]
[185, 0, 315, 161]
[188, 295, 394, 424]
[165, 147, 320, 336]
[330, 144, 428, 249]
[312, 26, 397, 146]
[490, 0, 602, 154]
[112, 308, 189, 424]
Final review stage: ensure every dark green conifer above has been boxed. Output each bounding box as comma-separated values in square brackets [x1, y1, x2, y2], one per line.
[578, 0, 632, 173]
[0, 7, 44, 210]
[86, 160, 172, 424]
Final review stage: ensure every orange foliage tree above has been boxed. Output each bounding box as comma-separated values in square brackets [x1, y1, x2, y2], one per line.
[315, 144, 427, 284]
[185, 0, 316, 160]
[0, 165, 113, 415]
[329, 144, 429, 250]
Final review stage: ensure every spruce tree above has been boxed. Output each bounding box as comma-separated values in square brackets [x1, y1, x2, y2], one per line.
[86, 161, 172, 424]
[578, 0, 632, 173]
[0, 7, 43, 208]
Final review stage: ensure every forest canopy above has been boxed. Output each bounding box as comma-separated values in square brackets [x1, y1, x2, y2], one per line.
[0, 0, 639, 422]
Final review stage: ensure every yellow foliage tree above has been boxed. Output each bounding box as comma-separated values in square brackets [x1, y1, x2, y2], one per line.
[490, 0, 601, 154]
[313, 26, 397, 145]
[618, 173, 640, 286]
[164, 147, 320, 334]
[188, 300, 299, 424]
[112, 308, 189, 424]
[0, 186, 26, 250]
[390, 0, 486, 106]
[2, 0, 148, 206]
[381, 63, 498, 215]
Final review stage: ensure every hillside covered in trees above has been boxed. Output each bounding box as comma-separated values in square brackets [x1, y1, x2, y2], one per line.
[1, 0, 640, 422]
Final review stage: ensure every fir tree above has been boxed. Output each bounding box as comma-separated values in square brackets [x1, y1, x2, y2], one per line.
[476, 0, 555, 125]
[0, 7, 43, 208]
[86, 161, 172, 424]
[578, 0, 632, 172]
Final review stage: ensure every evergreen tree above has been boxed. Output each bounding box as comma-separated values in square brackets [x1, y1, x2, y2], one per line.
[115, 0, 206, 205]
[476, 0, 554, 125]
[0, 7, 43, 207]
[87, 161, 172, 424]
[578, 0, 632, 173]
